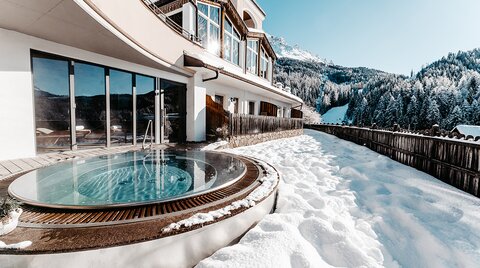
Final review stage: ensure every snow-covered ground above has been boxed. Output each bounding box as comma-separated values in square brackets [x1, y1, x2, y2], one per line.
[321, 104, 348, 124]
[197, 129, 480, 268]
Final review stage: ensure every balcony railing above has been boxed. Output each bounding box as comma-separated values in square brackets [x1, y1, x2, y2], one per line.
[142, 0, 201, 43]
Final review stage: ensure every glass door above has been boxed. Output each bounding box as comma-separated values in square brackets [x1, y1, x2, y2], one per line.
[74, 62, 106, 147]
[110, 70, 133, 146]
[32, 54, 71, 151]
[136, 75, 156, 144]
[162, 79, 187, 143]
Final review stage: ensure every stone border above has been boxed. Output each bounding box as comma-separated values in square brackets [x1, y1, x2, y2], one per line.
[227, 129, 304, 148]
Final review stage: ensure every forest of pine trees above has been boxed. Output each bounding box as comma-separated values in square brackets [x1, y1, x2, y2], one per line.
[275, 49, 480, 130]
[347, 50, 480, 130]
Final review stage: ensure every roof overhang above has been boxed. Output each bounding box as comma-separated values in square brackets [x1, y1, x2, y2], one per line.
[247, 31, 277, 61]
[0, 0, 191, 76]
[184, 53, 303, 106]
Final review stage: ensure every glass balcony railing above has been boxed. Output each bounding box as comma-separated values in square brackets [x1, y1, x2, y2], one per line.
[142, 0, 202, 44]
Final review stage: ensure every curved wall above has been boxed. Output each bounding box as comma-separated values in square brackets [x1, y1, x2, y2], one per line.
[78, 0, 205, 74]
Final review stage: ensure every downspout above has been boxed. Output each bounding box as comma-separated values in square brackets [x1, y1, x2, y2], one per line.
[203, 69, 219, 82]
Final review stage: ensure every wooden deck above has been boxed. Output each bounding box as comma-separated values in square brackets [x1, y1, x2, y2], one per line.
[0, 158, 261, 227]
[0, 145, 276, 254]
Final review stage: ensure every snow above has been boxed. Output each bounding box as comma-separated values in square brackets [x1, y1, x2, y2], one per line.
[302, 106, 322, 125]
[162, 160, 279, 233]
[268, 35, 327, 64]
[247, 27, 265, 34]
[0, 241, 32, 249]
[453, 125, 480, 137]
[321, 104, 348, 124]
[197, 129, 480, 268]
[201, 140, 228, 151]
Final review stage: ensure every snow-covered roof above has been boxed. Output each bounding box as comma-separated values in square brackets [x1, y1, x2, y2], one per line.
[452, 125, 480, 137]
[247, 27, 265, 34]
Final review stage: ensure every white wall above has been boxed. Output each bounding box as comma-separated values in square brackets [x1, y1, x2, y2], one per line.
[0, 28, 189, 161]
[204, 80, 292, 116]
[231, 0, 265, 30]
[186, 73, 206, 142]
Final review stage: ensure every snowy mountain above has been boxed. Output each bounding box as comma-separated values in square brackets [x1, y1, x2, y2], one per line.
[270, 36, 480, 130]
[270, 37, 386, 113]
[268, 36, 327, 64]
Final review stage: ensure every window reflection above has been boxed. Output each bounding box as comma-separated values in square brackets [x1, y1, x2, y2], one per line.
[247, 40, 259, 74]
[74, 62, 106, 146]
[32, 56, 71, 150]
[136, 75, 156, 143]
[163, 80, 187, 143]
[198, 2, 221, 55]
[110, 70, 133, 145]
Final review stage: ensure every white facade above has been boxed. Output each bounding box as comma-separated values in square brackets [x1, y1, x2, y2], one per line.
[0, 0, 302, 161]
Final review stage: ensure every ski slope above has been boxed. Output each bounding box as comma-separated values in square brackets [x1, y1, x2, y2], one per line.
[321, 104, 348, 124]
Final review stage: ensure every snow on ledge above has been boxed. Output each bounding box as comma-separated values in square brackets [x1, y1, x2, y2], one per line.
[201, 141, 229, 151]
[162, 160, 278, 233]
[0, 240, 32, 250]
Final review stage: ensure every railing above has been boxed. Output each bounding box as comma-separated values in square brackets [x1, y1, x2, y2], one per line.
[142, 0, 201, 43]
[230, 114, 304, 136]
[308, 124, 480, 197]
[142, 120, 154, 150]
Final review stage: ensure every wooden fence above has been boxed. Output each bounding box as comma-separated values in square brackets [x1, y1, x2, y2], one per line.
[308, 124, 480, 197]
[206, 95, 229, 139]
[230, 114, 304, 136]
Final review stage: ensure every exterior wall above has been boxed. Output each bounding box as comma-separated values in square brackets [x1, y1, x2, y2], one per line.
[182, 2, 196, 36]
[187, 73, 207, 142]
[0, 28, 189, 161]
[230, 0, 265, 30]
[204, 81, 293, 117]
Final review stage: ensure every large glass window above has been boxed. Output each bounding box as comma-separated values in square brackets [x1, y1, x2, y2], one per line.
[163, 80, 187, 143]
[74, 62, 106, 146]
[136, 75, 156, 143]
[198, 2, 220, 55]
[260, 48, 269, 79]
[110, 70, 133, 145]
[247, 40, 259, 74]
[32, 55, 71, 150]
[224, 18, 241, 65]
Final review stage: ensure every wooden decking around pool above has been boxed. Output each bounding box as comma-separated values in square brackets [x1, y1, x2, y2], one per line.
[0, 145, 275, 254]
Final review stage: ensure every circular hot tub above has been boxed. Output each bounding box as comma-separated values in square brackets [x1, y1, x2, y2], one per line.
[8, 150, 247, 209]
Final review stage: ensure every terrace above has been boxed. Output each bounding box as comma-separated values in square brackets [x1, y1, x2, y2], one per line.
[0, 145, 280, 267]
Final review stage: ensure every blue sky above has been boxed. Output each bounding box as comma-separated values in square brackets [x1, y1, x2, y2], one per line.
[257, 0, 480, 75]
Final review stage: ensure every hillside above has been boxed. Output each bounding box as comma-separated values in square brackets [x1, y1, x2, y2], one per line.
[347, 49, 480, 130]
[270, 36, 480, 130]
[269, 36, 386, 114]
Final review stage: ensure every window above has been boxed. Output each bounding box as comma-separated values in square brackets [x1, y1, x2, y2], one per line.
[198, 2, 220, 55]
[110, 69, 133, 145]
[224, 18, 241, 65]
[32, 55, 71, 150]
[247, 40, 258, 74]
[260, 48, 269, 79]
[74, 62, 106, 146]
[215, 95, 224, 107]
[136, 75, 155, 144]
[248, 101, 255, 115]
[232, 97, 239, 114]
